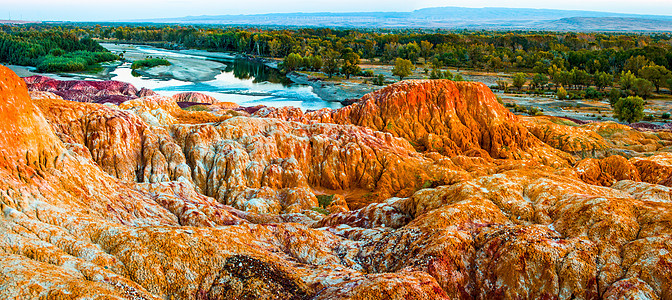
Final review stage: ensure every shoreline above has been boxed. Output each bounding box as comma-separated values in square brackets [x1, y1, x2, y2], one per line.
[243, 55, 365, 104]
[103, 40, 369, 105]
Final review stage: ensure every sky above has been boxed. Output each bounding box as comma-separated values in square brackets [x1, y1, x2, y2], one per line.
[1, 0, 672, 21]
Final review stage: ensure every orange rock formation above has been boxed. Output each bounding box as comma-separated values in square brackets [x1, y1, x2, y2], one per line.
[1, 68, 671, 299]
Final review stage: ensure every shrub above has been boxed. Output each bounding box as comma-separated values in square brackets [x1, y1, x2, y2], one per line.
[614, 96, 645, 123]
[49, 48, 65, 56]
[663, 112, 671, 119]
[311, 207, 330, 215]
[608, 89, 623, 107]
[557, 87, 567, 100]
[316, 194, 334, 208]
[131, 58, 171, 69]
[361, 70, 374, 77]
[585, 87, 602, 99]
[35, 51, 119, 72]
[373, 74, 385, 86]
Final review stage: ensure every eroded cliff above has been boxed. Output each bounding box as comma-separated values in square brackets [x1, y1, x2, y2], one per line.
[1, 68, 672, 299]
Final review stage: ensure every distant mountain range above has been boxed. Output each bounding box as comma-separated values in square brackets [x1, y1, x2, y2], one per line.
[131, 6, 672, 31]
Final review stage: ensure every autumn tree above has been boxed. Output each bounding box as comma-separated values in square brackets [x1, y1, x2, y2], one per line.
[420, 40, 433, 62]
[624, 55, 652, 74]
[268, 39, 281, 57]
[548, 64, 564, 91]
[557, 87, 568, 100]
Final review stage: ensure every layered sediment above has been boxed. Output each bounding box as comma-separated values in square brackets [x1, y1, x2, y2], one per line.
[1, 66, 672, 299]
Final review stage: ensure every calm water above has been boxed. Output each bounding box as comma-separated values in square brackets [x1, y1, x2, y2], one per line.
[107, 44, 341, 110]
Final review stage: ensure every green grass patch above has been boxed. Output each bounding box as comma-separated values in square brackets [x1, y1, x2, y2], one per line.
[422, 180, 432, 189]
[35, 51, 119, 73]
[316, 194, 334, 208]
[131, 58, 171, 69]
[311, 207, 330, 215]
[183, 105, 210, 112]
[549, 118, 579, 127]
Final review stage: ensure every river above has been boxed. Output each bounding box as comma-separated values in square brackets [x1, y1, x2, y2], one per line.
[15, 43, 343, 110]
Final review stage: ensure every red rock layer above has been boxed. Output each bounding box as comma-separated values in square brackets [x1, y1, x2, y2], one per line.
[171, 91, 219, 104]
[24, 75, 140, 104]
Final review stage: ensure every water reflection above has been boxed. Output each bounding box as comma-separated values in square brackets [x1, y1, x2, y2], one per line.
[226, 58, 293, 86]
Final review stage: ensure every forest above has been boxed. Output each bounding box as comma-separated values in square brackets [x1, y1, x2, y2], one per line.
[2, 24, 672, 109]
[0, 25, 118, 72]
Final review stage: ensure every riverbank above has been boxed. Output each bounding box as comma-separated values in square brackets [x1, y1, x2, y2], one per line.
[102, 43, 227, 82]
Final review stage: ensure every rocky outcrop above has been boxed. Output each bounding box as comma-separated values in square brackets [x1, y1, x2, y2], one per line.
[30, 91, 191, 183]
[171, 91, 219, 104]
[24, 75, 140, 104]
[585, 121, 672, 154]
[575, 155, 641, 186]
[256, 80, 574, 166]
[3, 67, 672, 299]
[630, 152, 672, 185]
[521, 116, 609, 158]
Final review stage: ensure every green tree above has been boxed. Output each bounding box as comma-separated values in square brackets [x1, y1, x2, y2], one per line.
[531, 73, 548, 90]
[392, 58, 414, 80]
[619, 71, 637, 91]
[608, 89, 623, 107]
[341, 51, 361, 79]
[420, 40, 433, 62]
[309, 55, 322, 71]
[632, 78, 654, 99]
[512, 73, 527, 90]
[321, 51, 339, 78]
[639, 65, 671, 92]
[623, 55, 652, 74]
[496, 80, 510, 92]
[593, 71, 613, 91]
[283, 53, 302, 72]
[614, 96, 645, 123]
[569, 68, 590, 89]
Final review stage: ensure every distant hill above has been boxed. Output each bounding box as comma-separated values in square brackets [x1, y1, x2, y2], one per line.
[131, 6, 672, 31]
[0, 20, 39, 24]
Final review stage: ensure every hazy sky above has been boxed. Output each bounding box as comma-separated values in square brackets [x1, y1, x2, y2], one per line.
[2, 0, 672, 21]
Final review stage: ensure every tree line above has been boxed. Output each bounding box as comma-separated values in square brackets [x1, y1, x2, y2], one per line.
[0, 25, 118, 72]
[3, 24, 672, 99]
